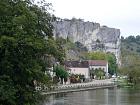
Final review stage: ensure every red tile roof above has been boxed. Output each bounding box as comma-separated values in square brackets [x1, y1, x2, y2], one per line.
[88, 60, 107, 66]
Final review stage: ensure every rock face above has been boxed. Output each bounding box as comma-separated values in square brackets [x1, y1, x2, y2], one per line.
[52, 18, 121, 64]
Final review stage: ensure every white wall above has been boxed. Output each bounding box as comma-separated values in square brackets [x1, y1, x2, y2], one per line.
[69, 68, 90, 78]
[89, 64, 108, 77]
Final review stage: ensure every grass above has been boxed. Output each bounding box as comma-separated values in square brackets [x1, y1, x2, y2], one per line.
[117, 78, 133, 88]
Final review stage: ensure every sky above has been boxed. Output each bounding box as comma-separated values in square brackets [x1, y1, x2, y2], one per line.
[44, 0, 140, 37]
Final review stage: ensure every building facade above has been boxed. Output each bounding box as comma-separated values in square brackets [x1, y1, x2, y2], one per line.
[88, 60, 108, 77]
[65, 60, 109, 79]
[64, 61, 90, 79]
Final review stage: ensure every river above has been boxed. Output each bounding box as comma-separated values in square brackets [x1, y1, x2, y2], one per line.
[41, 87, 140, 105]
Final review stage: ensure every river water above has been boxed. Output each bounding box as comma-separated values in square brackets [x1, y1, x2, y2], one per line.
[42, 87, 140, 105]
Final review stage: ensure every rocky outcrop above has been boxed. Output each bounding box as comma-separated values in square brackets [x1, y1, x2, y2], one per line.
[52, 18, 121, 64]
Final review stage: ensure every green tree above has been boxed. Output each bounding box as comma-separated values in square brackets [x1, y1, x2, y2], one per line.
[86, 52, 117, 75]
[119, 54, 140, 85]
[75, 41, 88, 52]
[86, 51, 106, 60]
[45, 38, 65, 65]
[54, 65, 69, 84]
[55, 38, 66, 64]
[0, 0, 57, 105]
[106, 53, 117, 75]
[94, 68, 105, 79]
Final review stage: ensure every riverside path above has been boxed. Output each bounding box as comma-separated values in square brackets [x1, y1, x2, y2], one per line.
[41, 78, 117, 95]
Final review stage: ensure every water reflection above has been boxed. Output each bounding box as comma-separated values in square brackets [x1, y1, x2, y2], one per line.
[42, 88, 140, 105]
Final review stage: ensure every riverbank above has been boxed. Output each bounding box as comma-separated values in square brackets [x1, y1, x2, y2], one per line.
[42, 79, 117, 95]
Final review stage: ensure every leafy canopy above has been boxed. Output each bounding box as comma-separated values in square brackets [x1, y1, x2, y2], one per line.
[86, 51, 117, 75]
[0, 0, 62, 105]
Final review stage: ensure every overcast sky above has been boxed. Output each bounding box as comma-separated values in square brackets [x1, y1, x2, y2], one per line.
[46, 0, 140, 37]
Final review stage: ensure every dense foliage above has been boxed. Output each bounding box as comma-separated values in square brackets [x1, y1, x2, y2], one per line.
[121, 35, 140, 56]
[106, 53, 117, 75]
[86, 52, 117, 75]
[54, 37, 88, 60]
[0, 0, 65, 105]
[120, 35, 140, 85]
[86, 52, 106, 60]
[53, 65, 69, 84]
[90, 68, 105, 79]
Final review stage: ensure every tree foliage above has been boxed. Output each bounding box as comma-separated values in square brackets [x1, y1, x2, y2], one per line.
[86, 52, 117, 75]
[0, 0, 62, 105]
[120, 35, 140, 85]
[106, 53, 117, 75]
[86, 51, 106, 60]
[53, 65, 69, 84]
[119, 54, 140, 85]
[75, 41, 88, 52]
[94, 68, 105, 79]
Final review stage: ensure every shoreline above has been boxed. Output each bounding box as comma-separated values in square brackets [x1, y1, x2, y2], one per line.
[42, 85, 117, 95]
[41, 79, 117, 95]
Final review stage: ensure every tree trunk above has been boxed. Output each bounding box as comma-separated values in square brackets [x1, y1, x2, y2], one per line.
[60, 77, 63, 84]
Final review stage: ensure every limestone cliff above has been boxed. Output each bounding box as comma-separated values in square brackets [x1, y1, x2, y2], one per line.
[52, 18, 121, 64]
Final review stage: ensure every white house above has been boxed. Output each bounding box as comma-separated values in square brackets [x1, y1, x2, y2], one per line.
[64, 61, 90, 79]
[88, 60, 108, 77]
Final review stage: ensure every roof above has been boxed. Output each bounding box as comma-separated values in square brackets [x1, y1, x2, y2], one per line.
[64, 61, 89, 68]
[88, 60, 107, 66]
